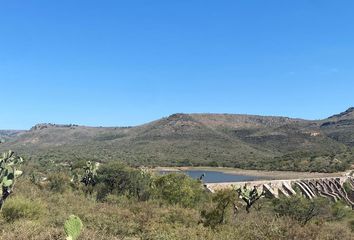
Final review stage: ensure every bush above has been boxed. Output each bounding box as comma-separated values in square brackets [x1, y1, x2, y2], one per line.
[47, 172, 71, 193]
[349, 219, 354, 232]
[329, 202, 351, 221]
[97, 162, 153, 201]
[200, 189, 236, 228]
[153, 173, 207, 208]
[2, 197, 46, 221]
[272, 196, 330, 225]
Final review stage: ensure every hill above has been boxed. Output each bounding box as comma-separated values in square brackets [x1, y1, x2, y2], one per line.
[1, 108, 354, 172]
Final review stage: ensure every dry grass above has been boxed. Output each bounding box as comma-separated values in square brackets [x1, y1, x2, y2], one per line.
[0, 179, 353, 240]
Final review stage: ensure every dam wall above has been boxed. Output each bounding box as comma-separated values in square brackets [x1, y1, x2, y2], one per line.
[205, 176, 354, 207]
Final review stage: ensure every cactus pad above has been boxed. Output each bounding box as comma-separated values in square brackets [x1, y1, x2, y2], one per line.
[64, 215, 83, 240]
[0, 150, 23, 209]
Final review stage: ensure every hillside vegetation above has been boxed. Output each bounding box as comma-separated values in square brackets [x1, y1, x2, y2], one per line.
[2, 162, 354, 240]
[1, 108, 354, 172]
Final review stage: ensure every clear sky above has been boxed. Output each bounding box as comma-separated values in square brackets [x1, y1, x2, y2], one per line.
[1, 1, 353, 129]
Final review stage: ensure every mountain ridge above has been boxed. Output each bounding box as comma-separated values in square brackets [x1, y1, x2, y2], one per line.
[0, 108, 353, 173]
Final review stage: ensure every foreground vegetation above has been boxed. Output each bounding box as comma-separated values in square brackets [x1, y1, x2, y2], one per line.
[2, 161, 354, 240]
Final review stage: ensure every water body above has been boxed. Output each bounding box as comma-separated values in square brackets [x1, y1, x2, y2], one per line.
[159, 170, 261, 183]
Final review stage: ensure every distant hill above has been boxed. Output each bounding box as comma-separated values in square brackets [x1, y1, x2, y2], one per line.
[0, 130, 25, 143]
[1, 108, 354, 172]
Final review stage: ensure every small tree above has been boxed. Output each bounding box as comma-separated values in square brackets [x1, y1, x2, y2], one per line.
[153, 173, 207, 208]
[127, 167, 153, 201]
[272, 195, 330, 225]
[96, 162, 153, 201]
[200, 189, 237, 228]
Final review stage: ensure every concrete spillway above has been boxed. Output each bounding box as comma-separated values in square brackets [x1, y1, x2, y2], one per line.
[205, 176, 354, 207]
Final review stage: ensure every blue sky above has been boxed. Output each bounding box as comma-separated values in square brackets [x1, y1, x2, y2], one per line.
[1, 1, 353, 129]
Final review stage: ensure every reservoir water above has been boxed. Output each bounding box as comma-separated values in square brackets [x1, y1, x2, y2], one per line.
[159, 170, 261, 183]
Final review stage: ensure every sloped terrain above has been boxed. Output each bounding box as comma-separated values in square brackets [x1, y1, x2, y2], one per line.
[1, 108, 354, 172]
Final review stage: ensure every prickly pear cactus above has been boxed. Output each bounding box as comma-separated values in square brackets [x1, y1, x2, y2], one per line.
[0, 150, 23, 209]
[81, 161, 99, 187]
[77, 161, 99, 196]
[64, 215, 83, 240]
[236, 185, 264, 212]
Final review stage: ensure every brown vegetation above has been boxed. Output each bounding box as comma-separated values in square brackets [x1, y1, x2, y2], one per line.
[1, 166, 354, 240]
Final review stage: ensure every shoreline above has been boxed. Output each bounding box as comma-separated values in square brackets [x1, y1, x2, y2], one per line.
[153, 166, 346, 180]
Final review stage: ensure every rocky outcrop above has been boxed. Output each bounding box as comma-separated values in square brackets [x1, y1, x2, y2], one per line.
[30, 123, 79, 131]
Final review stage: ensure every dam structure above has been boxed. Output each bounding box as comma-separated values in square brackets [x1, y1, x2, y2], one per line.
[205, 176, 354, 207]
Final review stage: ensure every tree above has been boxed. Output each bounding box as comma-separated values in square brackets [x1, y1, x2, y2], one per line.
[153, 173, 206, 208]
[96, 162, 153, 201]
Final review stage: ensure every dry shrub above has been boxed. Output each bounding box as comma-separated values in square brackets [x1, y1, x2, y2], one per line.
[284, 220, 354, 240]
[1, 196, 46, 222]
[0, 219, 63, 240]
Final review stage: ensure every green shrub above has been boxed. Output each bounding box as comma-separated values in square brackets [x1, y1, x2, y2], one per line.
[349, 219, 354, 232]
[47, 172, 71, 193]
[329, 202, 351, 221]
[272, 196, 330, 225]
[200, 189, 236, 228]
[153, 173, 207, 208]
[163, 206, 199, 227]
[97, 162, 153, 201]
[2, 197, 46, 221]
